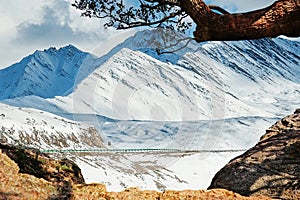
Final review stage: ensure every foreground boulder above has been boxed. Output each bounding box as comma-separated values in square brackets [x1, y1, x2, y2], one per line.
[0, 143, 85, 199]
[0, 144, 270, 199]
[209, 109, 300, 199]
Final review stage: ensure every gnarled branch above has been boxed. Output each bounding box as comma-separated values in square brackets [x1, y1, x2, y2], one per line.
[191, 0, 300, 42]
[73, 0, 300, 42]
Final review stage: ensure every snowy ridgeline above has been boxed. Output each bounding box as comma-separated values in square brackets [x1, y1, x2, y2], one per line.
[1, 30, 299, 121]
[0, 29, 299, 191]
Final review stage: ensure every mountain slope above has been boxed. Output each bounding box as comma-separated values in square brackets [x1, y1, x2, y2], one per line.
[1, 31, 299, 121]
[0, 103, 103, 150]
[51, 38, 299, 120]
[0, 45, 99, 100]
[202, 38, 300, 83]
[2, 31, 299, 121]
[56, 47, 246, 120]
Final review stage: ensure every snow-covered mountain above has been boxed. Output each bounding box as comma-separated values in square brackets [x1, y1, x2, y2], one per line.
[0, 29, 299, 191]
[202, 38, 300, 83]
[0, 45, 99, 100]
[2, 30, 299, 121]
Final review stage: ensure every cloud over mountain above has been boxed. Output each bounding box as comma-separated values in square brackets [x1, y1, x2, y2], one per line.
[14, 0, 107, 46]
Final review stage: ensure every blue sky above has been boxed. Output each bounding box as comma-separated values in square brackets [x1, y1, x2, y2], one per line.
[0, 0, 277, 68]
[204, 0, 276, 12]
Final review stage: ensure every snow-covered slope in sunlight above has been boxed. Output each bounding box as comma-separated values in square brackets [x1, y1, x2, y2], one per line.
[2, 31, 299, 121]
[0, 45, 99, 100]
[48, 38, 299, 120]
[202, 38, 299, 83]
[201, 38, 300, 117]
[56, 48, 243, 120]
[0, 103, 103, 150]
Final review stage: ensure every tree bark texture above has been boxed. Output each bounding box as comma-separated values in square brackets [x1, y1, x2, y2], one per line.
[181, 0, 300, 42]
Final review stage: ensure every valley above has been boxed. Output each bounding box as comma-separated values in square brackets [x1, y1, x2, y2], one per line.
[0, 29, 299, 191]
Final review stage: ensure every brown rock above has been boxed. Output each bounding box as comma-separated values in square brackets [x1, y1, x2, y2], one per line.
[105, 188, 270, 200]
[73, 183, 107, 200]
[107, 187, 160, 200]
[158, 189, 270, 200]
[0, 149, 57, 199]
[209, 110, 300, 199]
[0, 143, 85, 185]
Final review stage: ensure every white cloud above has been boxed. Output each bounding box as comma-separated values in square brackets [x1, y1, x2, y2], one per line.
[14, 1, 106, 45]
[0, 0, 118, 69]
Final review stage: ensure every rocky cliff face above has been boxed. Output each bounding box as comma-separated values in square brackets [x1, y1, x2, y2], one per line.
[209, 109, 300, 199]
[0, 143, 270, 200]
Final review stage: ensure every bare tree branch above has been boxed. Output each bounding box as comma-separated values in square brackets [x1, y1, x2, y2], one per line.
[116, 10, 184, 29]
[156, 37, 195, 54]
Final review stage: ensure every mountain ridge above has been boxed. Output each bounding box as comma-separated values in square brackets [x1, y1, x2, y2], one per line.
[0, 44, 99, 100]
[1, 30, 299, 121]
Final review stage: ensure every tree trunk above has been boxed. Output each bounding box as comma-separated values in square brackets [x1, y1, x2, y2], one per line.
[182, 0, 300, 42]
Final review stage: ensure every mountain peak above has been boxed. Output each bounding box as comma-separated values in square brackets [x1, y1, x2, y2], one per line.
[35, 44, 83, 56]
[104, 29, 199, 64]
[0, 44, 96, 100]
[58, 44, 81, 52]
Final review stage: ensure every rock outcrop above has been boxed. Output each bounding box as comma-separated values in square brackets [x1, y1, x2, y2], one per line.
[209, 109, 300, 199]
[0, 143, 270, 199]
[0, 143, 85, 199]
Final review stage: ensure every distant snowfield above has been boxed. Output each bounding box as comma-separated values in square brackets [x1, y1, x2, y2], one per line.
[0, 101, 278, 191]
[68, 115, 276, 191]
[74, 151, 242, 191]
[92, 115, 276, 150]
[0, 29, 299, 191]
